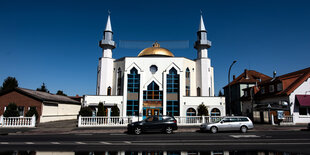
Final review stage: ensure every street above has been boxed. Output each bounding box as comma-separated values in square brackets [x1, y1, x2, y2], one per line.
[0, 130, 309, 154]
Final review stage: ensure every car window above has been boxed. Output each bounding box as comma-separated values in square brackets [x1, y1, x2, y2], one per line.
[146, 116, 154, 122]
[230, 118, 239, 122]
[239, 118, 249, 122]
[222, 118, 231, 123]
[158, 116, 163, 121]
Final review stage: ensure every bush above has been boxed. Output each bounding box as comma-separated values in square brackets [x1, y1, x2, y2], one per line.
[3, 103, 19, 117]
[25, 106, 39, 120]
[79, 107, 93, 116]
[197, 104, 208, 116]
[97, 102, 106, 116]
[111, 105, 120, 116]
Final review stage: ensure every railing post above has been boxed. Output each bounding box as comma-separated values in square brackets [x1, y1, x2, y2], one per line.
[31, 115, 36, 127]
[0, 115, 3, 127]
[202, 116, 205, 123]
[271, 114, 275, 125]
[78, 115, 82, 127]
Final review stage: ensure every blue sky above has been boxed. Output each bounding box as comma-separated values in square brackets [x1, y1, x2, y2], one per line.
[1, 0, 309, 96]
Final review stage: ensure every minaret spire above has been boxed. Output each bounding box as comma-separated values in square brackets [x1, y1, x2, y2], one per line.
[199, 10, 206, 31]
[105, 10, 112, 32]
[194, 12, 211, 58]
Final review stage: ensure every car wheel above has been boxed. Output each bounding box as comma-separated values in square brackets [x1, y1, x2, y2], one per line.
[210, 126, 218, 134]
[165, 126, 173, 134]
[134, 127, 142, 135]
[240, 126, 248, 133]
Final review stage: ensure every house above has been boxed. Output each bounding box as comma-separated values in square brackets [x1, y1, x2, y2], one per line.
[223, 69, 271, 116]
[241, 67, 310, 124]
[0, 87, 81, 123]
[83, 14, 225, 118]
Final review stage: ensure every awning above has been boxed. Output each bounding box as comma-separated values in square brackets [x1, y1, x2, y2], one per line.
[296, 95, 310, 107]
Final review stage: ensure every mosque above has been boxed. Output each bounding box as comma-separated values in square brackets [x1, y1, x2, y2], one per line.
[83, 13, 225, 118]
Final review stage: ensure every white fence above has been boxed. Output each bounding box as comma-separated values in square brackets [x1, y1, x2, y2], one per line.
[0, 115, 36, 127]
[271, 114, 295, 125]
[78, 116, 223, 127]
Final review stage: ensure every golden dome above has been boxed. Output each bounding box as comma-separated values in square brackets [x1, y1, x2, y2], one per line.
[138, 42, 174, 57]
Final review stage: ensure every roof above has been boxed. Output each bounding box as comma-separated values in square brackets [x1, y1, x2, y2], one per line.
[1, 88, 81, 105]
[296, 95, 310, 107]
[224, 69, 272, 88]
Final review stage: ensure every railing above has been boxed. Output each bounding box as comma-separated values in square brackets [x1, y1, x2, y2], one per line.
[78, 116, 223, 127]
[271, 114, 295, 125]
[78, 116, 133, 127]
[0, 115, 36, 127]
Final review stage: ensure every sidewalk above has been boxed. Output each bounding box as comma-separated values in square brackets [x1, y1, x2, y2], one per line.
[0, 119, 308, 135]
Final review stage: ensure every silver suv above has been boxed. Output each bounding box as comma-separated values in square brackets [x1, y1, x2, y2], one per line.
[200, 116, 254, 133]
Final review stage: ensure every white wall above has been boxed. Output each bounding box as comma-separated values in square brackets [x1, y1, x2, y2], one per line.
[182, 96, 226, 116]
[40, 102, 81, 123]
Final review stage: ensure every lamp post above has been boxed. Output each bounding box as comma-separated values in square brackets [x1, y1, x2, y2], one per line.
[228, 60, 237, 116]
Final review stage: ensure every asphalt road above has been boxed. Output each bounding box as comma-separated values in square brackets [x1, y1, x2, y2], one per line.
[0, 131, 309, 154]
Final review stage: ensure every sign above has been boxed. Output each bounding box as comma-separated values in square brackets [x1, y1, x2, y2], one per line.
[277, 110, 285, 120]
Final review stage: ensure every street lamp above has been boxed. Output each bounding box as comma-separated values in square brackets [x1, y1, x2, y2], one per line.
[228, 60, 237, 116]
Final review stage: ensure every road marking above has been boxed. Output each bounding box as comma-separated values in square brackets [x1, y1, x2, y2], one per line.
[51, 142, 60, 144]
[75, 142, 86, 145]
[124, 141, 131, 144]
[0, 142, 9, 144]
[100, 141, 111, 145]
[230, 135, 260, 138]
[110, 134, 126, 136]
[25, 142, 34, 145]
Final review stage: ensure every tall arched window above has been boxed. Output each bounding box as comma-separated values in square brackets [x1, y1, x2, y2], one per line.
[185, 68, 190, 96]
[107, 86, 111, 96]
[144, 81, 162, 100]
[127, 68, 140, 116]
[117, 68, 122, 95]
[211, 108, 221, 116]
[167, 67, 180, 116]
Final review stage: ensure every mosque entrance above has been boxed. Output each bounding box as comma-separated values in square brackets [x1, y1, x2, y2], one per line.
[146, 108, 160, 116]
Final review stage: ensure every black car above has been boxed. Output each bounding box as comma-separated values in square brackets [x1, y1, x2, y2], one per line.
[127, 115, 178, 135]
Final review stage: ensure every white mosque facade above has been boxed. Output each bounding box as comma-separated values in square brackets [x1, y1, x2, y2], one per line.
[83, 14, 225, 118]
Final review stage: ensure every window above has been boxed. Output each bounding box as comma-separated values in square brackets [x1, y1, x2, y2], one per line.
[211, 108, 221, 116]
[18, 106, 24, 116]
[277, 83, 283, 91]
[167, 101, 179, 116]
[261, 87, 265, 94]
[150, 65, 158, 74]
[186, 108, 196, 116]
[299, 107, 309, 115]
[185, 68, 190, 96]
[127, 100, 139, 116]
[143, 81, 162, 100]
[117, 68, 122, 95]
[107, 87, 111, 96]
[167, 68, 179, 93]
[127, 68, 140, 93]
[269, 85, 274, 93]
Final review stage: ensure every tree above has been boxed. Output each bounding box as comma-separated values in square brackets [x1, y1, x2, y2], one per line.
[36, 83, 49, 93]
[111, 104, 120, 116]
[25, 106, 39, 120]
[218, 90, 224, 97]
[197, 104, 208, 116]
[79, 107, 92, 116]
[97, 102, 106, 116]
[1, 77, 18, 93]
[3, 103, 20, 117]
[56, 90, 67, 96]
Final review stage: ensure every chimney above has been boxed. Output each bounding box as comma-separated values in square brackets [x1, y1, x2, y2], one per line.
[244, 69, 249, 79]
[233, 75, 236, 80]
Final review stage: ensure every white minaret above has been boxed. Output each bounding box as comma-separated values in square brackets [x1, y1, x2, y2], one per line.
[195, 13, 214, 96]
[97, 12, 116, 95]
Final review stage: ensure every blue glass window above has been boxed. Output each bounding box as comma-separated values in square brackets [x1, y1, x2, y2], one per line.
[127, 68, 140, 93]
[143, 81, 163, 101]
[167, 68, 179, 93]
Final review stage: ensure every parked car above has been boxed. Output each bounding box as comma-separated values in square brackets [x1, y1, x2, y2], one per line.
[200, 116, 254, 133]
[127, 115, 178, 135]
[307, 122, 310, 130]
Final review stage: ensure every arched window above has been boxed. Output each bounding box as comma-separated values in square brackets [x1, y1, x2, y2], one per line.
[117, 68, 122, 95]
[211, 108, 221, 116]
[143, 81, 162, 100]
[186, 108, 196, 116]
[197, 87, 201, 96]
[186, 68, 190, 96]
[167, 67, 180, 116]
[127, 67, 140, 116]
[107, 86, 111, 96]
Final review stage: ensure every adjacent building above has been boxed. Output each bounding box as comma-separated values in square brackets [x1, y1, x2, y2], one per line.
[83, 14, 225, 118]
[0, 88, 81, 123]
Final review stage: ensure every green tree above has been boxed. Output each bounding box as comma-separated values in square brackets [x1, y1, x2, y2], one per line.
[36, 83, 49, 93]
[1, 77, 18, 93]
[25, 106, 39, 120]
[97, 102, 106, 116]
[111, 105, 120, 116]
[197, 104, 208, 116]
[79, 107, 92, 116]
[56, 90, 67, 96]
[3, 103, 20, 117]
